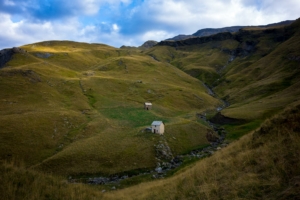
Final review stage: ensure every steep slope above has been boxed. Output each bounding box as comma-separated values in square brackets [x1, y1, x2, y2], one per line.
[215, 20, 300, 119]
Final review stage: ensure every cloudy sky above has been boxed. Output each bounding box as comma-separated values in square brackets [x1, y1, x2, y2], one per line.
[0, 0, 299, 49]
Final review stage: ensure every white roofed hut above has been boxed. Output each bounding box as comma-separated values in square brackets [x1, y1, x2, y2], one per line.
[151, 121, 164, 135]
[144, 102, 152, 110]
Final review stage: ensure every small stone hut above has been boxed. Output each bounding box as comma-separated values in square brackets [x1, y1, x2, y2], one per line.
[144, 102, 152, 110]
[151, 121, 164, 135]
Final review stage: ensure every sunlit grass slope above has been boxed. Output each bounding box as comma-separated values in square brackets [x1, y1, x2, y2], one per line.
[103, 102, 300, 200]
[0, 40, 221, 176]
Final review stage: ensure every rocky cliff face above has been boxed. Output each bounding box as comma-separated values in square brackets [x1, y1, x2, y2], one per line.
[166, 20, 294, 41]
[0, 47, 26, 68]
[158, 32, 234, 47]
[166, 26, 243, 41]
[192, 26, 244, 37]
[157, 26, 294, 58]
[166, 34, 195, 41]
[0, 48, 15, 69]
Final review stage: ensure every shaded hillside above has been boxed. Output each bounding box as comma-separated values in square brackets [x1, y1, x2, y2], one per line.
[214, 18, 300, 123]
[0, 47, 27, 68]
[0, 48, 15, 68]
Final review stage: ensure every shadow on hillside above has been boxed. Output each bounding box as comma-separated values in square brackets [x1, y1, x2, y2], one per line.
[209, 112, 247, 125]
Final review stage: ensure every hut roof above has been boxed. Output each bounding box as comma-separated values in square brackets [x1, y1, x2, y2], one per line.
[151, 121, 163, 126]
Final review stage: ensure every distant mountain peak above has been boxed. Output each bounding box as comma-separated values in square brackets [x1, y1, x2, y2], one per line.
[139, 40, 158, 49]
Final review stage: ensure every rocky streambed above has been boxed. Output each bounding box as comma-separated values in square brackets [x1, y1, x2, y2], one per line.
[69, 139, 228, 188]
[69, 85, 230, 189]
[69, 117, 229, 188]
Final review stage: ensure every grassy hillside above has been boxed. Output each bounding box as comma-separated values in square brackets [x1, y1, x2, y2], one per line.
[145, 39, 238, 85]
[1, 19, 300, 199]
[212, 19, 300, 140]
[0, 40, 221, 176]
[149, 19, 300, 140]
[2, 101, 300, 200]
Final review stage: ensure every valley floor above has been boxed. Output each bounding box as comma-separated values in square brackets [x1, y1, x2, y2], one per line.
[1, 102, 300, 200]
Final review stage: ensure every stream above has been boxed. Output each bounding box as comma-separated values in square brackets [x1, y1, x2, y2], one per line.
[69, 84, 230, 189]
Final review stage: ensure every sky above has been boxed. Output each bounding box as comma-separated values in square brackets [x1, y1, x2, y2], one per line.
[0, 0, 299, 49]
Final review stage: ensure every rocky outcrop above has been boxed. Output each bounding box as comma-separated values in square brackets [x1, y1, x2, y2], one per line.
[34, 52, 52, 58]
[158, 32, 234, 47]
[222, 40, 258, 57]
[166, 20, 294, 41]
[166, 34, 195, 41]
[0, 49, 14, 68]
[193, 26, 244, 37]
[158, 30, 259, 57]
[158, 20, 296, 59]
[166, 26, 243, 41]
[0, 47, 27, 69]
[155, 140, 173, 160]
[158, 30, 258, 55]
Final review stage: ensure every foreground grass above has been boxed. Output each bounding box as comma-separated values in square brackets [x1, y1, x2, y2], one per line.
[0, 161, 104, 200]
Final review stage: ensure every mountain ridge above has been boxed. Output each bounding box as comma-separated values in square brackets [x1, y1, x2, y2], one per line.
[166, 20, 295, 41]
